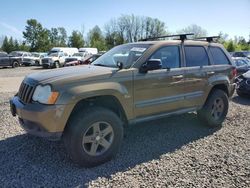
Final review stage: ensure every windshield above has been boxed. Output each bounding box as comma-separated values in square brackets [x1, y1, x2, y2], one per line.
[92, 43, 151, 68]
[32, 53, 40, 57]
[72, 53, 84, 57]
[48, 53, 58, 57]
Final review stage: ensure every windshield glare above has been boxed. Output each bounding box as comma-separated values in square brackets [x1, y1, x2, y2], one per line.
[92, 44, 151, 68]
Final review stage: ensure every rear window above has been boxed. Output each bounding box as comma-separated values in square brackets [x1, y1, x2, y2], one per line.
[185, 46, 209, 67]
[210, 47, 230, 65]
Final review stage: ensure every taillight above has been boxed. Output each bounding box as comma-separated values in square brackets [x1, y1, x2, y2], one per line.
[232, 67, 237, 77]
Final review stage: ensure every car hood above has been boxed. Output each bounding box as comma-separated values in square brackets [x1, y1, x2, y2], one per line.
[25, 65, 117, 85]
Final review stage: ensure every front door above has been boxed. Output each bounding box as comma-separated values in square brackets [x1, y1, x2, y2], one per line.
[133, 45, 186, 118]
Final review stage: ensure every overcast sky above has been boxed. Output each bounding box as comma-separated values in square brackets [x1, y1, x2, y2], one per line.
[0, 0, 249, 40]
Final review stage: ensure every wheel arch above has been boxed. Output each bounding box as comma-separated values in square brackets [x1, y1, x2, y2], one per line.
[64, 95, 129, 132]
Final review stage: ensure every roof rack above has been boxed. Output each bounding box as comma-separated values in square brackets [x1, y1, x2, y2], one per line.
[140, 33, 194, 42]
[194, 36, 220, 42]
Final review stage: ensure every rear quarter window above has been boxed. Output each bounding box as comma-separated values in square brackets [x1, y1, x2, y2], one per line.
[209, 47, 230, 65]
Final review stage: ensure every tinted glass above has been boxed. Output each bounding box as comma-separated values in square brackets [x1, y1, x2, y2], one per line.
[210, 47, 230, 65]
[150, 46, 180, 69]
[185, 46, 209, 67]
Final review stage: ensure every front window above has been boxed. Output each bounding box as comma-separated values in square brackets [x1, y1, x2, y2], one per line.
[149, 46, 180, 69]
[32, 53, 40, 57]
[92, 44, 151, 68]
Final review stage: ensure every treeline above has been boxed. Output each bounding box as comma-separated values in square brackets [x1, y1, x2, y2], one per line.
[0, 14, 250, 53]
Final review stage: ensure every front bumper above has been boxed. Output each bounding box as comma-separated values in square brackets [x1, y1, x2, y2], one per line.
[10, 96, 73, 140]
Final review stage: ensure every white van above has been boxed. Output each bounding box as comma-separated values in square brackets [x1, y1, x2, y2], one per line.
[79, 48, 98, 55]
[49, 47, 78, 56]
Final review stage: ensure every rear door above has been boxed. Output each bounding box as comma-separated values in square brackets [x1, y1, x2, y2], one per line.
[133, 45, 186, 118]
[0, 53, 10, 66]
[183, 45, 210, 108]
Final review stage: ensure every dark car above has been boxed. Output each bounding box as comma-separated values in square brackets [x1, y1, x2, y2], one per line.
[232, 51, 250, 59]
[233, 57, 250, 75]
[235, 70, 250, 97]
[0, 51, 19, 68]
[9, 51, 32, 65]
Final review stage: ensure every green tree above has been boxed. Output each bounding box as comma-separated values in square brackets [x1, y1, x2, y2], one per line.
[14, 39, 19, 51]
[88, 26, 106, 50]
[226, 40, 235, 52]
[1, 36, 10, 53]
[23, 19, 50, 51]
[68, 30, 84, 48]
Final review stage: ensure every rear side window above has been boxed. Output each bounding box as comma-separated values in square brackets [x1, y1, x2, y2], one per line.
[210, 47, 230, 65]
[185, 46, 209, 67]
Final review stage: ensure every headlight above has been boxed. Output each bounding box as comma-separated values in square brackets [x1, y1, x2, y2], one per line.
[32, 85, 59, 104]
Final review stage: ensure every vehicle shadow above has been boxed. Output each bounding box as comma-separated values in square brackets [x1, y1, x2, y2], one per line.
[30, 67, 44, 70]
[0, 113, 219, 187]
[232, 95, 250, 105]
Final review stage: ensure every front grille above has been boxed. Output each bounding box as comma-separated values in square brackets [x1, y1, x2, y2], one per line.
[42, 59, 50, 64]
[18, 82, 35, 103]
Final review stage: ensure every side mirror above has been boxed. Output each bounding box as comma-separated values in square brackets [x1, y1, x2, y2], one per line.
[139, 59, 162, 73]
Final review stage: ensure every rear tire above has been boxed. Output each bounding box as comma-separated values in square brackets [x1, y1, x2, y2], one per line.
[63, 107, 124, 167]
[197, 89, 228, 128]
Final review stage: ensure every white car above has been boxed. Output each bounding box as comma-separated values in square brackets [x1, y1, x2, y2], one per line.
[22, 53, 47, 66]
[42, 52, 68, 68]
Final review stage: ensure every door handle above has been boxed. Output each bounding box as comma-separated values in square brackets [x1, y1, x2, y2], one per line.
[172, 75, 184, 79]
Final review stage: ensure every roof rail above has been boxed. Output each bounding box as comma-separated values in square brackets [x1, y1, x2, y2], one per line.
[139, 33, 194, 42]
[194, 36, 220, 42]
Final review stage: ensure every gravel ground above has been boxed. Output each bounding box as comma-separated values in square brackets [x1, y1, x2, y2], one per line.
[0, 67, 249, 187]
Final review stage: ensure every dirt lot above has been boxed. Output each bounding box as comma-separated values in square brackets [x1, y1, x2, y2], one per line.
[0, 66, 249, 187]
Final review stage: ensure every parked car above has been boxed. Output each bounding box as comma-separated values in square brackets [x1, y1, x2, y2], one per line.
[0, 51, 19, 68]
[22, 52, 47, 66]
[235, 70, 250, 97]
[9, 51, 32, 65]
[233, 57, 250, 75]
[42, 52, 68, 68]
[232, 51, 250, 59]
[10, 35, 236, 167]
[64, 52, 86, 65]
[64, 53, 102, 66]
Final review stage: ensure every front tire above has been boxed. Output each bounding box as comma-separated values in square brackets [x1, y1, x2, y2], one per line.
[55, 61, 60, 68]
[197, 89, 228, 128]
[63, 107, 124, 167]
[12, 61, 19, 68]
